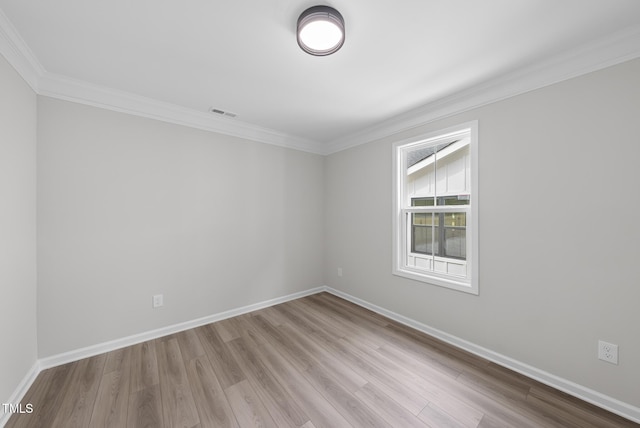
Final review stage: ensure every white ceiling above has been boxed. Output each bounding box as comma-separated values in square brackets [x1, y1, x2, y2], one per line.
[1, 1, 640, 153]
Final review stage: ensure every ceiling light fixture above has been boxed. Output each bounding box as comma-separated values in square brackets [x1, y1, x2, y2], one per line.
[297, 5, 345, 56]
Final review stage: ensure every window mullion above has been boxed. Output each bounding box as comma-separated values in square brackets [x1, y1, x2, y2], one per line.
[404, 206, 470, 213]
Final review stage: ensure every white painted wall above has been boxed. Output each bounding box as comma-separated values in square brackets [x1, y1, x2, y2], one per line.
[0, 55, 37, 404]
[325, 58, 640, 408]
[37, 97, 324, 357]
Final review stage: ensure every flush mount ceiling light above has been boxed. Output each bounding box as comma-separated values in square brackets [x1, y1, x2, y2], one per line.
[297, 5, 345, 56]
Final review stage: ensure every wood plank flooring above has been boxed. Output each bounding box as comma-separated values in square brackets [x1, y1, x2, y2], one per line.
[6, 292, 638, 427]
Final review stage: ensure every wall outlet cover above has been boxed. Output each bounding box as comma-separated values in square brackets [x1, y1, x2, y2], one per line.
[598, 340, 618, 365]
[153, 294, 164, 308]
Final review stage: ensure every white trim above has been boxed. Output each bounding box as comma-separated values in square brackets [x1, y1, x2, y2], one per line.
[2, 286, 325, 427]
[2, 7, 640, 156]
[37, 73, 325, 155]
[324, 24, 640, 155]
[4, 285, 640, 425]
[0, 9, 322, 155]
[0, 361, 40, 428]
[39, 286, 325, 370]
[392, 121, 478, 295]
[325, 287, 640, 424]
[0, 8, 43, 91]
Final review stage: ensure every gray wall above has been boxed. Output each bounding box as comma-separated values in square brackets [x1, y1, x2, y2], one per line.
[3, 47, 639, 415]
[0, 55, 37, 402]
[37, 97, 325, 357]
[324, 58, 640, 407]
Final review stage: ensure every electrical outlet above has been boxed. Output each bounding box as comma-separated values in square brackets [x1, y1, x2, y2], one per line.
[598, 340, 618, 364]
[152, 294, 164, 308]
[337, 267, 343, 277]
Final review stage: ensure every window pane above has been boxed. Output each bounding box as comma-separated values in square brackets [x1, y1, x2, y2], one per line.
[444, 212, 466, 227]
[438, 195, 470, 205]
[435, 142, 455, 156]
[413, 213, 429, 225]
[444, 227, 466, 260]
[412, 226, 439, 255]
[412, 213, 438, 226]
[412, 225, 431, 254]
[411, 197, 434, 206]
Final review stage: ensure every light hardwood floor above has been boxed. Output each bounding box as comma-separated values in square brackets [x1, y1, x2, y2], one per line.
[6, 292, 638, 427]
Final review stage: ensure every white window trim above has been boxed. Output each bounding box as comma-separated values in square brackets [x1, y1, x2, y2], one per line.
[392, 121, 479, 295]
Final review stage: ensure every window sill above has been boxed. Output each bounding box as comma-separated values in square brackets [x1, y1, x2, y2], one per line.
[393, 267, 478, 295]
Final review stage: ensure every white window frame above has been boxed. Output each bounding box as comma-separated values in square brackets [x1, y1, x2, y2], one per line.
[392, 121, 479, 295]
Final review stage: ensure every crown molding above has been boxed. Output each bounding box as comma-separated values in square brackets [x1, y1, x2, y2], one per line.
[0, 9, 325, 155]
[2, 5, 639, 157]
[38, 73, 325, 154]
[323, 24, 640, 155]
[0, 8, 44, 91]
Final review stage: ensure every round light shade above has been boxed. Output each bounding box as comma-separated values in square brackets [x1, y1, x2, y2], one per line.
[297, 6, 345, 56]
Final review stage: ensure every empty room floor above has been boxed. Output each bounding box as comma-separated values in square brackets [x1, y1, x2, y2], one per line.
[6, 293, 638, 427]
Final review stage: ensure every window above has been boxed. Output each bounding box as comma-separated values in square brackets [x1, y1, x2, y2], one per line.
[392, 121, 478, 294]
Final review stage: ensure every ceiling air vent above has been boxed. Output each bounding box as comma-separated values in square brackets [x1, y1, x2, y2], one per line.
[209, 107, 237, 118]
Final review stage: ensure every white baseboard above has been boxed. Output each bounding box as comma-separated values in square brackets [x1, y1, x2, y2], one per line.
[6, 285, 638, 426]
[325, 287, 640, 424]
[39, 286, 326, 370]
[1, 286, 325, 428]
[0, 361, 40, 428]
